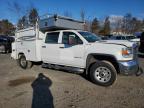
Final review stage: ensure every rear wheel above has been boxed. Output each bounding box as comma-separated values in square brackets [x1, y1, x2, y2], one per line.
[90, 61, 117, 86]
[18, 55, 32, 69]
[0, 45, 6, 53]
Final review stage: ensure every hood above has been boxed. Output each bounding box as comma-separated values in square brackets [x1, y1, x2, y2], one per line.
[97, 40, 134, 47]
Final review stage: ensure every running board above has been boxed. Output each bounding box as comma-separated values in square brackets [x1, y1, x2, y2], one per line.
[42, 63, 84, 74]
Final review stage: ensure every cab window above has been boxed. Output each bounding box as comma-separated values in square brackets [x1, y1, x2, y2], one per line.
[45, 32, 59, 44]
[62, 32, 83, 45]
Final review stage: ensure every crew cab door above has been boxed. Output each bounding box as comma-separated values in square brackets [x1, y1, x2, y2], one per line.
[41, 32, 60, 64]
[59, 31, 85, 68]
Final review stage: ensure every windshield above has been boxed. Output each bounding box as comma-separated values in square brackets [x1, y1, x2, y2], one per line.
[79, 32, 101, 42]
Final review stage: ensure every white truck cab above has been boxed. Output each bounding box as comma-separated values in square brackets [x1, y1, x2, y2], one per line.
[11, 15, 141, 86]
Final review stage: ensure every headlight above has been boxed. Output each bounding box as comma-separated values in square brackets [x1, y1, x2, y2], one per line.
[122, 47, 133, 58]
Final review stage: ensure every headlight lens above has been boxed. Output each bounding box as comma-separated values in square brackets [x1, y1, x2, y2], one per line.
[122, 47, 133, 58]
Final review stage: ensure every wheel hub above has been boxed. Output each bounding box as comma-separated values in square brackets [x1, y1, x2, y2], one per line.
[20, 58, 26, 67]
[95, 67, 111, 83]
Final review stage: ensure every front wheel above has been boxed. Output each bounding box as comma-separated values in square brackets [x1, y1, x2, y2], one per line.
[18, 55, 32, 69]
[90, 61, 117, 86]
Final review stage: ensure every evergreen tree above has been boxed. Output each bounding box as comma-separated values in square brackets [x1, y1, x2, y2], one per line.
[91, 18, 100, 34]
[0, 19, 15, 35]
[103, 16, 111, 35]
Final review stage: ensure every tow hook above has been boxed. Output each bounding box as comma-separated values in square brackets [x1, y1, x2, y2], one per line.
[136, 67, 143, 76]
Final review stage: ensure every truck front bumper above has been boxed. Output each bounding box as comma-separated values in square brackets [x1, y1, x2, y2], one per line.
[119, 60, 139, 75]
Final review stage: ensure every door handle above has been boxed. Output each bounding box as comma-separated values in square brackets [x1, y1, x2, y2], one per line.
[59, 47, 64, 49]
[42, 46, 46, 48]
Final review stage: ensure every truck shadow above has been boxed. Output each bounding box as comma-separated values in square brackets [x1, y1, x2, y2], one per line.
[31, 73, 54, 108]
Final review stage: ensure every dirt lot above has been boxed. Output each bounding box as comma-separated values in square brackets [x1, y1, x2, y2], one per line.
[0, 54, 144, 108]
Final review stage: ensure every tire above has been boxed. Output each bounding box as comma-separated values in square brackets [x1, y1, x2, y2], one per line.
[0, 45, 6, 53]
[18, 55, 32, 69]
[90, 61, 117, 86]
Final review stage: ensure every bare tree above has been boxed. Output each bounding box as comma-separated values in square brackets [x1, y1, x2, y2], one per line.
[7, 1, 39, 29]
[63, 11, 72, 17]
[130, 17, 143, 33]
[7, 1, 25, 19]
[122, 13, 133, 34]
[142, 19, 144, 31]
[84, 20, 92, 31]
[115, 18, 123, 34]
[111, 16, 123, 35]
[80, 9, 85, 22]
[17, 15, 29, 29]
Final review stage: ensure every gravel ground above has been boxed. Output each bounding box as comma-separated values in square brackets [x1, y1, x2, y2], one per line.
[0, 54, 144, 108]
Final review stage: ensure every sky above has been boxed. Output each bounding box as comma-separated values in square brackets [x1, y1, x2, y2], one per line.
[0, 0, 144, 24]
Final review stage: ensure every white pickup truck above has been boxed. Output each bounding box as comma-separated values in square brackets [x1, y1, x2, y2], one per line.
[11, 15, 140, 86]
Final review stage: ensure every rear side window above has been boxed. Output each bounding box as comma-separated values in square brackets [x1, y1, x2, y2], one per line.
[45, 32, 59, 44]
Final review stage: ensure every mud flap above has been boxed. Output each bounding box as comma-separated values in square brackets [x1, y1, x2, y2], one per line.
[136, 67, 143, 76]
